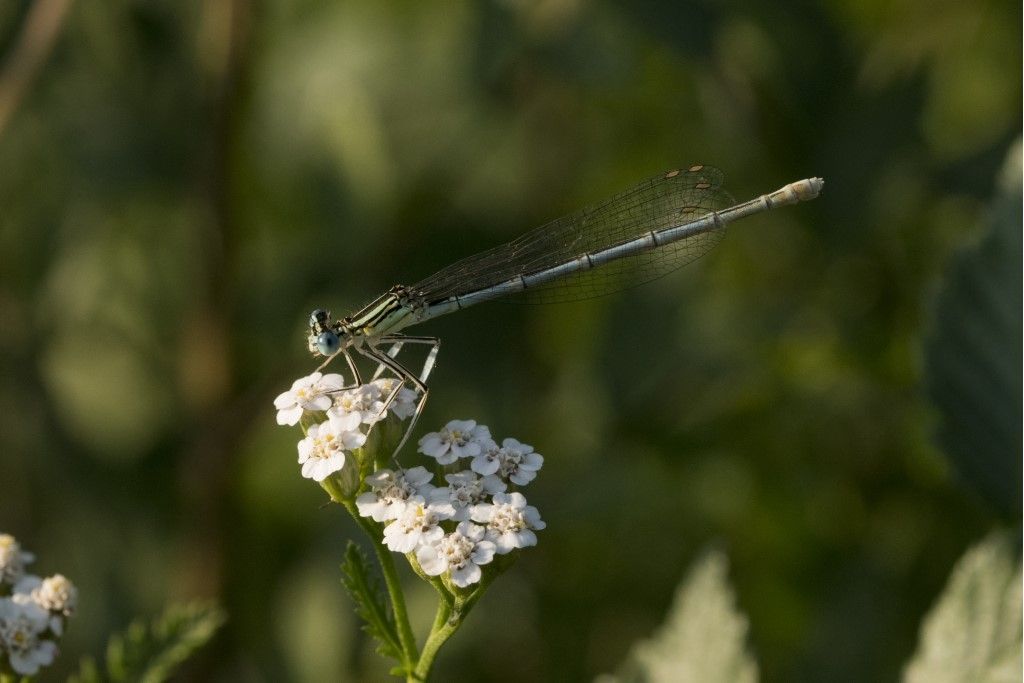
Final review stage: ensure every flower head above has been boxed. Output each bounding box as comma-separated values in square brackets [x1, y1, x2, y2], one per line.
[416, 522, 496, 587]
[355, 467, 435, 522]
[471, 492, 546, 554]
[381, 497, 451, 553]
[372, 378, 420, 420]
[432, 471, 506, 522]
[12, 574, 78, 636]
[274, 372, 346, 425]
[418, 420, 492, 465]
[297, 418, 366, 482]
[0, 534, 34, 586]
[329, 383, 387, 426]
[496, 438, 544, 485]
[0, 597, 58, 675]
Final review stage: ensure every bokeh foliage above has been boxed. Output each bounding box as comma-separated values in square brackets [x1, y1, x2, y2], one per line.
[0, 0, 1019, 680]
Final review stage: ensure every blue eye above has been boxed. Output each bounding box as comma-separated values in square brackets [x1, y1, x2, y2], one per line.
[316, 331, 341, 355]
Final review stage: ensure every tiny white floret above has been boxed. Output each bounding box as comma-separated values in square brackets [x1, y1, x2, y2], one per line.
[431, 471, 506, 521]
[13, 574, 77, 636]
[0, 597, 58, 675]
[416, 522, 496, 587]
[497, 438, 544, 485]
[471, 491, 546, 554]
[418, 420, 492, 465]
[329, 383, 386, 426]
[274, 372, 346, 426]
[372, 378, 421, 420]
[0, 534, 34, 586]
[381, 497, 450, 553]
[297, 419, 365, 482]
[355, 467, 435, 522]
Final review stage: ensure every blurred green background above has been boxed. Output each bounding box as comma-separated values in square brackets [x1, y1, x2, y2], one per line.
[1, 0, 1020, 680]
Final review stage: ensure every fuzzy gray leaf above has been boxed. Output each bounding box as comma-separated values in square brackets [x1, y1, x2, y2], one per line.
[609, 549, 758, 683]
[902, 531, 1022, 683]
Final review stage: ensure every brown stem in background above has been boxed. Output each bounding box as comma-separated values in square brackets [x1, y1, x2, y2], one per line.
[174, 0, 252, 599]
[0, 0, 75, 137]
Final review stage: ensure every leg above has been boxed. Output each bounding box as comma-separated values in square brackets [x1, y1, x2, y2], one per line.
[377, 335, 440, 384]
[357, 344, 432, 463]
[316, 347, 363, 387]
[371, 341, 405, 381]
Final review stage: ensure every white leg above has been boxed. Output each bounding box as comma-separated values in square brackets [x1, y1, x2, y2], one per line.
[357, 344, 433, 463]
[377, 335, 440, 384]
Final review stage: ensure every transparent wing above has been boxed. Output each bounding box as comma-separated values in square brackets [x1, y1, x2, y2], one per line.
[410, 165, 734, 305]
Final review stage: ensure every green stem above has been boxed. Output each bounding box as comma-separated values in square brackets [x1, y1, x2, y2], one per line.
[414, 570, 498, 681]
[336, 498, 420, 674]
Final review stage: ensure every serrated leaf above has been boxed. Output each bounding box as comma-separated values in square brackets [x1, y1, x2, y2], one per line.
[923, 141, 1023, 517]
[610, 549, 759, 683]
[340, 541, 404, 663]
[68, 602, 226, 683]
[903, 530, 1022, 683]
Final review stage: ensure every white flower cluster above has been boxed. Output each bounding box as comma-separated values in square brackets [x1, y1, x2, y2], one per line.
[352, 420, 546, 588]
[0, 534, 77, 676]
[274, 372, 419, 482]
[274, 369, 548, 590]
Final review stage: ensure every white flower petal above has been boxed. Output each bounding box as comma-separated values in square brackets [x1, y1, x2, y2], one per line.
[416, 545, 446, 576]
[450, 562, 482, 587]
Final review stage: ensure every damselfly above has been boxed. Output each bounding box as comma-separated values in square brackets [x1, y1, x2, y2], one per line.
[307, 165, 823, 451]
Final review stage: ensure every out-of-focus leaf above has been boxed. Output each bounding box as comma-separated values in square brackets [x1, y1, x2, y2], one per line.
[923, 141, 1023, 516]
[68, 602, 226, 683]
[606, 549, 758, 683]
[902, 530, 1022, 683]
[339, 541, 403, 665]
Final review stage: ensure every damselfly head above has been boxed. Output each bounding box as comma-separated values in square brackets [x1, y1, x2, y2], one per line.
[308, 309, 345, 356]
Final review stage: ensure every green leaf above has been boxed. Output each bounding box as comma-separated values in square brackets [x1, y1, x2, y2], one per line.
[923, 142, 1022, 516]
[339, 541, 404, 665]
[67, 656, 102, 683]
[609, 549, 759, 683]
[903, 530, 1022, 683]
[68, 602, 226, 683]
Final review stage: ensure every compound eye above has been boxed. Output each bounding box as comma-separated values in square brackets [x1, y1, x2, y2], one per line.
[315, 331, 341, 355]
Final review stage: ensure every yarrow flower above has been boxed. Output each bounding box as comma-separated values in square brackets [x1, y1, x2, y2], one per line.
[418, 420, 492, 465]
[13, 574, 78, 635]
[0, 598, 57, 675]
[372, 377, 421, 420]
[382, 497, 451, 553]
[275, 370, 426, 485]
[416, 522, 496, 587]
[471, 492, 546, 554]
[361, 417, 546, 586]
[431, 471, 506, 522]
[297, 417, 366, 482]
[495, 438, 544, 485]
[274, 362, 548, 606]
[329, 383, 387, 426]
[0, 534, 34, 585]
[0, 535, 75, 677]
[274, 371, 346, 425]
[356, 467, 435, 522]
